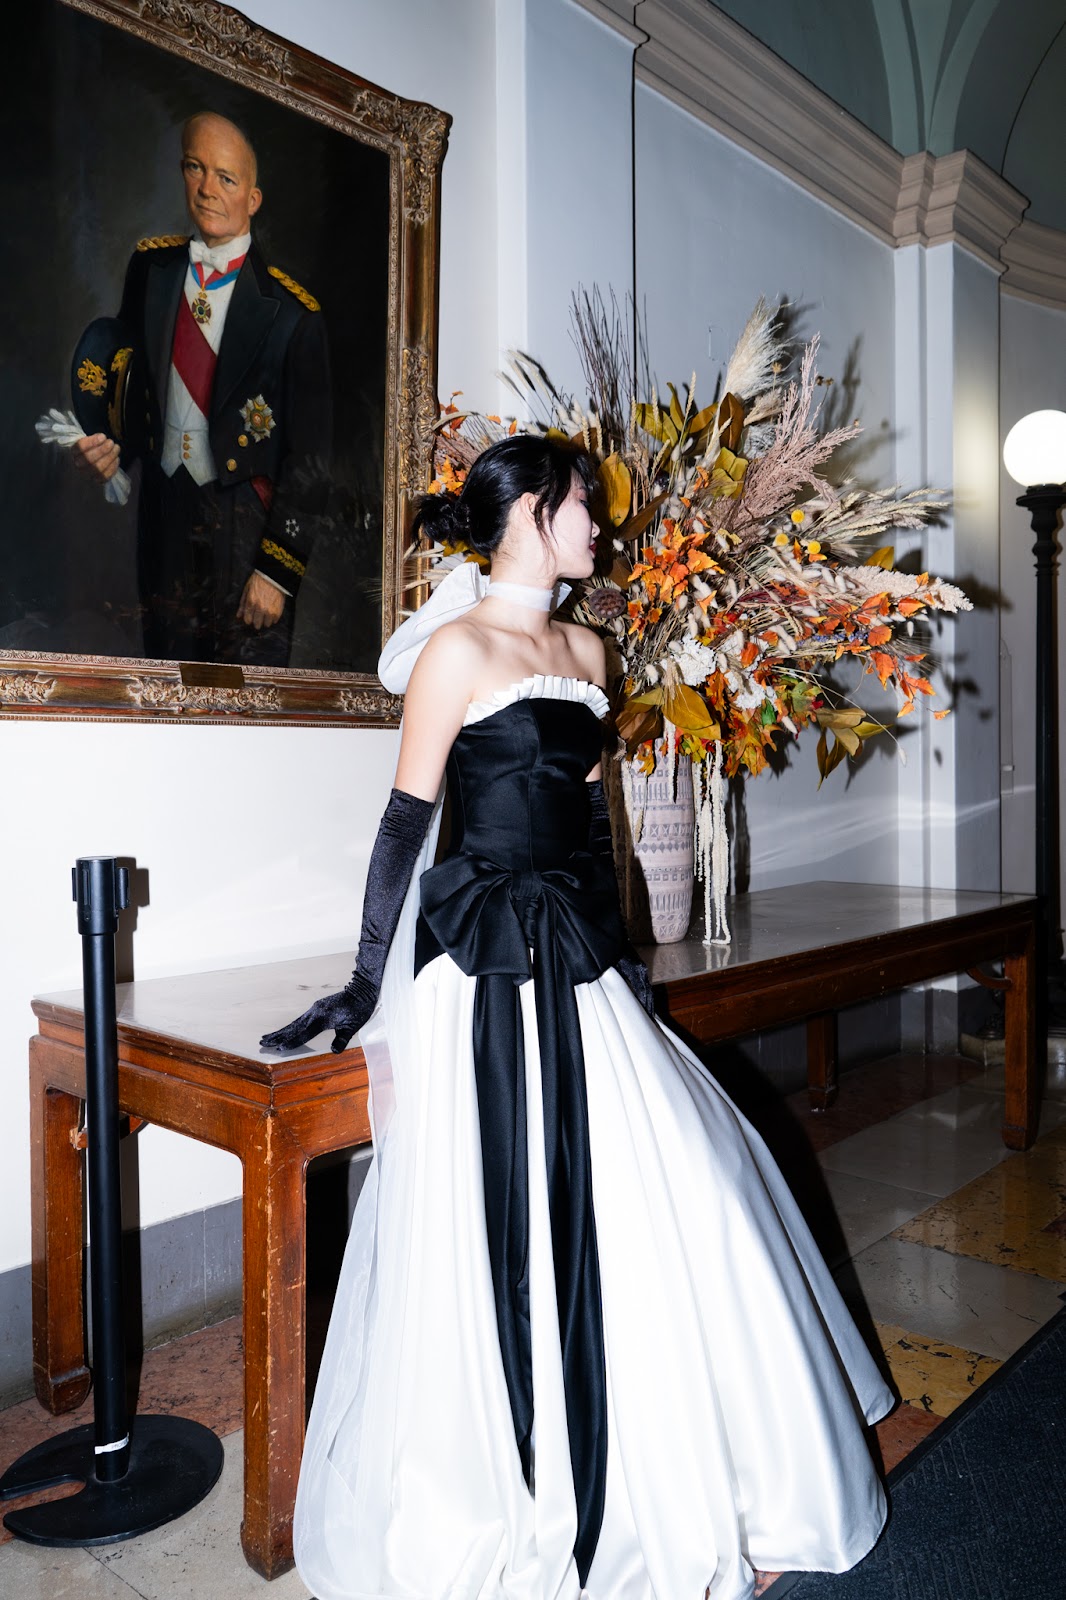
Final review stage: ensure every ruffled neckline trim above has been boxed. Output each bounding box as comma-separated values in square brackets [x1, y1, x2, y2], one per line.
[463, 674, 610, 727]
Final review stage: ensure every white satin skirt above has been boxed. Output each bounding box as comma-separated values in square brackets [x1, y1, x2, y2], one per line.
[294, 957, 892, 1600]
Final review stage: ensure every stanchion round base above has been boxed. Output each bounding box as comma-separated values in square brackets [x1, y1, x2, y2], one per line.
[0, 1414, 224, 1546]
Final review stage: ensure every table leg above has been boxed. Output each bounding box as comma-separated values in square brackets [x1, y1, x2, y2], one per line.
[29, 1044, 91, 1413]
[240, 1119, 308, 1579]
[806, 1011, 838, 1112]
[1003, 924, 1038, 1150]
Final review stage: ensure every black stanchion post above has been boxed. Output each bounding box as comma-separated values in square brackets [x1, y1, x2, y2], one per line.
[0, 858, 224, 1545]
[77, 857, 131, 1483]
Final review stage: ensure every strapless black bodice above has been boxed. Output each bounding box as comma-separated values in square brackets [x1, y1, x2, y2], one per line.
[414, 696, 626, 978]
[443, 697, 605, 870]
[412, 693, 623, 1585]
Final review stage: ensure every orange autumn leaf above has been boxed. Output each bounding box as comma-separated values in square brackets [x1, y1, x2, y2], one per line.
[740, 640, 760, 667]
[868, 625, 892, 646]
[934, 708, 952, 720]
[871, 651, 895, 686]
[897, 596, 925, 617]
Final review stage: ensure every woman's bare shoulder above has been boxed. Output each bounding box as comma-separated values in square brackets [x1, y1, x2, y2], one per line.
[414, 613, 492, 674]
[555, 620, 607, 685]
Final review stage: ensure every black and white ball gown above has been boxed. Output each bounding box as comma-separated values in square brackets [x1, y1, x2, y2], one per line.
[294, 674, 892, 1600]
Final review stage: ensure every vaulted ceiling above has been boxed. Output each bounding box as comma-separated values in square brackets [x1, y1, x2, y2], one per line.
[710, 0, 1066, 231]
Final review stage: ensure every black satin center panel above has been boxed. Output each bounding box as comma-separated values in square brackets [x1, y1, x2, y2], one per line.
[413, 697, 621, 1585]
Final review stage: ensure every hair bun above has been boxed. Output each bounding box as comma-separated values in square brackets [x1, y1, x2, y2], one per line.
[414, 490, 471, 546]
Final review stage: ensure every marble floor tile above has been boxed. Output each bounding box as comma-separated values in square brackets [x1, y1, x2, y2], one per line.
[784, 1053, 982, 1154]
[836, 1235, 1066, 1360]
[872, 1321, 1001, 1417]
[800, 1169, 939, 1269]
[965, 1057, 1066, 1103]
[817, 1083, 1066, 1197]
[94, 1432, 311, 1599]
[891, 1120, 1066, 1281]
[871, 1401, 941, 1474]
[0, 1316, 243, 1512]
[0, 1539, 140, 1599]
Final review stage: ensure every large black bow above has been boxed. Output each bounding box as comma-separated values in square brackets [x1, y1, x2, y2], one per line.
[416, 851, 626, 1585]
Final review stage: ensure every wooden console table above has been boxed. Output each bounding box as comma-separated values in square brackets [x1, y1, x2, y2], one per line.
[645, 882, 1039, 1150]
[25, 882, 1037, 1577]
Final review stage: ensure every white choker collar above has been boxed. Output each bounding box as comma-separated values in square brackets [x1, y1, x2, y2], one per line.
[487, 579, 570, 612]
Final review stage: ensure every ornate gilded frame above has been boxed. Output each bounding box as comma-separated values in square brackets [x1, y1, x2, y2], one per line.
[0, 0, 448, 725]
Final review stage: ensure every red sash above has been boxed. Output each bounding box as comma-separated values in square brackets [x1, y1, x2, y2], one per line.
[171, 293, 216, 417]
[170, 253, 246, 417]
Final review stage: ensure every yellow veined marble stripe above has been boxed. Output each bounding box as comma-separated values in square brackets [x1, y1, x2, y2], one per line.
[872, 1321, 1001, 1418]
[892, 1120, 1066, 1281]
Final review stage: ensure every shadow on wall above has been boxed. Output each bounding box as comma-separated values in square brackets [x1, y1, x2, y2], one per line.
[114, 856, 149, 985]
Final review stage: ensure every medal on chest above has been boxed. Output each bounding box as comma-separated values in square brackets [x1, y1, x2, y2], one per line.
[188, 251, 246, 328]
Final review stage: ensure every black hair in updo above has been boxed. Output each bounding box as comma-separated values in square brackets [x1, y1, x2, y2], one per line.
[414, 434, 596, 557]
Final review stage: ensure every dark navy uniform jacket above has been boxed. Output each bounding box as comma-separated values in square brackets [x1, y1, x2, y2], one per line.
[117, 237, 332, 595]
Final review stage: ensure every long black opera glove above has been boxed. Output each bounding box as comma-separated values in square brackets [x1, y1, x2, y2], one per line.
[259, 787, 435, 1054]
[587, 778, 656, 1017]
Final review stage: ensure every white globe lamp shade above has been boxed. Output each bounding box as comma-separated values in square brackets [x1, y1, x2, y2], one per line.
[1003, 410, 1066, 488]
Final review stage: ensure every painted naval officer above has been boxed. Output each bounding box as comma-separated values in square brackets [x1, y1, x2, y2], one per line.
[74, 111, 332, 665]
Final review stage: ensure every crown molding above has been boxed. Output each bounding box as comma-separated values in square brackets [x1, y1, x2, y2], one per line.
[1001, 219, 1066, 309]
[569, 0, 648, 46]
[634, 0, 904, 244]
[895, 151, 1027, 273]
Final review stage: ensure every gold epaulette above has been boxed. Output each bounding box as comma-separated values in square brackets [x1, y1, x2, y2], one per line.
[136, 234, 190, 251]
[268, 265, 320, 312]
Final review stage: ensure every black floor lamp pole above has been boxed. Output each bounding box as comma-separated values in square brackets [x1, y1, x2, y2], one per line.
[0, 858, 223, 1545]
[1018, 485, 1066, 989]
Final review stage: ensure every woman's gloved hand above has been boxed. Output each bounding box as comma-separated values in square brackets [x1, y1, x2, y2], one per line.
[615, 950, 656, 1019]
[260, 971, 378, 1055]
[260, 788, 434, 1055]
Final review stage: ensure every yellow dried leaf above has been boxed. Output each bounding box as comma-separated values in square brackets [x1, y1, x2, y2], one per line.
[866, 546, 895, 570]
[664, 683, 720, 735]
[815, 706, 865, 729]
[598, 454, 632, 527]
[633, 403, 674, 445]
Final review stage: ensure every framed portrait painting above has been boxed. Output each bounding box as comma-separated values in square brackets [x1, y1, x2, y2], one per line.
[0, 0, 449, 723]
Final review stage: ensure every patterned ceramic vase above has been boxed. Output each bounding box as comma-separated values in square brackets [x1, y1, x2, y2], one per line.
[610, 749, 695, 944]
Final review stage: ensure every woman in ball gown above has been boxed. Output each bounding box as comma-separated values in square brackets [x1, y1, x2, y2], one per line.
[262, 435, 893, 1600]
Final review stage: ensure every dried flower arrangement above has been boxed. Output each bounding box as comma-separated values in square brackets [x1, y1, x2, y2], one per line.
[413, 293, 968, 940]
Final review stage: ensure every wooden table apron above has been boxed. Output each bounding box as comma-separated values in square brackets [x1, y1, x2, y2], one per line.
[25, 886, 1039, 1580]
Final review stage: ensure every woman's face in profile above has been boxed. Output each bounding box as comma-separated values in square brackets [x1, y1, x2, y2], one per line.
[544, 474, 597, 581]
